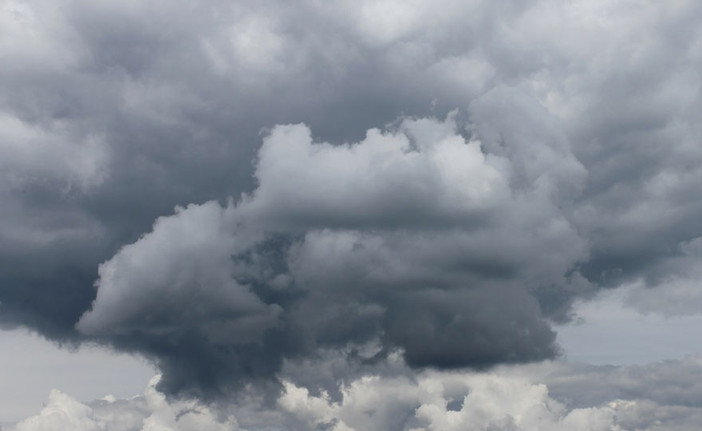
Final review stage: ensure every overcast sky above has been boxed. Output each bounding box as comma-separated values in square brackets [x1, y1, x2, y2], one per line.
[2, 0, 702, 429]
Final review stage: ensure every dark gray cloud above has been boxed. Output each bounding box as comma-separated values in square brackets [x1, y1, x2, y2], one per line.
[2, 0, 702, 402]
[73, 111, 583, 396]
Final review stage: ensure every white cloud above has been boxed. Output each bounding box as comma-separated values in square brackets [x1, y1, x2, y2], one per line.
[14, 390, 105, 431]
[279, 370, 621, 431]
[239, 114, 509, 227]
[13, 357, 702, 431]
[12, 376, 239, 431]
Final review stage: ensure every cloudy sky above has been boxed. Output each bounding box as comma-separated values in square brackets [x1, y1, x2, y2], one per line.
[2, 0, 702, 429]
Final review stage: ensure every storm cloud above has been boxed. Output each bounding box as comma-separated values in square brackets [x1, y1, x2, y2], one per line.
[2, 0, 702, 402]
[72, 109, 586, 396]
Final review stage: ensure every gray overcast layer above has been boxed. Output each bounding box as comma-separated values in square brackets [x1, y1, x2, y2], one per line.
[2, 0, 702, 398]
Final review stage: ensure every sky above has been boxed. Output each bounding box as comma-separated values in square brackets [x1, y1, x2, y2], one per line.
[2, 0, 702, 429]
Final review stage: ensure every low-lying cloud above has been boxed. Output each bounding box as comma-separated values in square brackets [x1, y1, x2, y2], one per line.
[14, 357, 702, 431]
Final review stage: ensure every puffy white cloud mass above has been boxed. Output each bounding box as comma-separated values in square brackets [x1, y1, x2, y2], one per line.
[12, 357, 702, 431]
[13, 376, 240, 431]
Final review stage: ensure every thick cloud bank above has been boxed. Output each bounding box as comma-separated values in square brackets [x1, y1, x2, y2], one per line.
[13, 358, 702, 431]
[2, 0, 702, 404]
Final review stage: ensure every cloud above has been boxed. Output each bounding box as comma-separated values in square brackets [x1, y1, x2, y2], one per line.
[618, 237, 702, 316]
[279, 371, 619, 431]
[75, 202, 280, 340]
[13, 376, 240, 431]
[73, 107, 587, 396]
[2, 0, 702, 409]
[14, 390, 105, 431]
[239, 114, 509, 227]
[14, 357, 702, 430]
[278, 356, 702, 431]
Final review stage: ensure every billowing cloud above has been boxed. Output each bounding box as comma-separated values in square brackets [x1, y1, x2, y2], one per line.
[13, 357, 702, 430]
[75, 202, 281, 340]
[2, 0, 702, 415]
[14, 390, 107, 431]
[13, 376, 240, 431]
[276, 355, 702, 431]
[74, 108, 587, 395]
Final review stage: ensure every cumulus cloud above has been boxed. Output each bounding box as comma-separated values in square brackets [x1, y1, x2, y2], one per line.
[76, 202, 280, 341]
[13, 376, 239, 431]
[14, 358, 702, 431]
[280, 356, 702, 431]
[73, 108, 588, 395]
[239, 114, 509, 227]
[14, 390, 106, 431]
[278, 370, 621, 431]
[2, 0, 702, 416]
